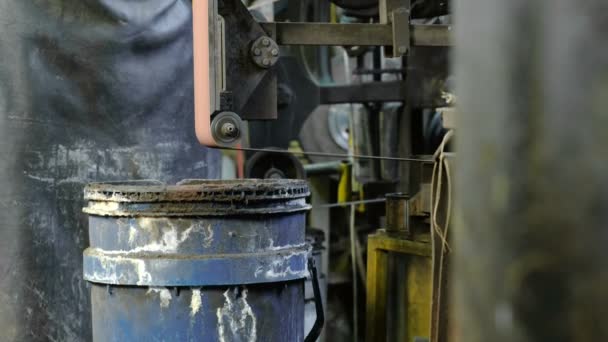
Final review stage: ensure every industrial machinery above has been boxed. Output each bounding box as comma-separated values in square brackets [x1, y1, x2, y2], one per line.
[190, 0, 453, 341]
[7, 0, 605, 341]
[82, 0, 454, 341]
[191, 0, 451, 148]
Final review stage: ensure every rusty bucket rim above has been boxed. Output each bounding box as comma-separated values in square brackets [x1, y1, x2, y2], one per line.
[84, 179, 310, 203]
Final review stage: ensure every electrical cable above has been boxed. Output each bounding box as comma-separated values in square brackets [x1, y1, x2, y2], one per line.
[313, 197, 386, 208]
[217, 146, 433, 163]
[349, 203, 359, 342]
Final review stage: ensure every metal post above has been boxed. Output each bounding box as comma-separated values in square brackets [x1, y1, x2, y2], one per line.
[386, 193, 411, 237]
[454, 0, 608, 341]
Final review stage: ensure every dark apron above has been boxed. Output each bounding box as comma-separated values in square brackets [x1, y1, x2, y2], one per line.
[0, 1, 218, 340]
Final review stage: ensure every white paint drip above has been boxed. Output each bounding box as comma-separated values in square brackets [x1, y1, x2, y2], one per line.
[134, 219, 195, 253]
[134, 259, 152, 285]
[265, 265, 305, 279]
[87, 220, 215, 286]
[190, 289, 203, 317]
[25, 173, 53, 183]
[193, 160, 207, 170]
[253, 245, 310, 279]
[216, 288, 257, 342]
[87, 250, 152, 285]
[266, 238, 307, 251]
[87, 201, 120, 213]
[203, 224, 214, 248]
[237, 290, 257, 342]
[105, 221, 199, 255]
[56, 176, 87, 185]
[264, 252, 309, 279]
[147, 287, 172, 308]
[128, 225, 137, 245]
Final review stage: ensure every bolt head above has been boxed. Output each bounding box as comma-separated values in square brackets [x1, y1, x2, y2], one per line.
[262, 58, 271, 66]
[262, 38, 270, 46]
[271, 48, 279, 56]
[221, 122, 238, 137]
[253, 48, 261, 56]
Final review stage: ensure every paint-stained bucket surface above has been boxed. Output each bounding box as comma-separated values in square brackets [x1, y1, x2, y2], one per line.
[82, 179, 311, 342]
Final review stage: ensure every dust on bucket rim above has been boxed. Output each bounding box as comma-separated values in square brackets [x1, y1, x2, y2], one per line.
[83, 179, 311, 217]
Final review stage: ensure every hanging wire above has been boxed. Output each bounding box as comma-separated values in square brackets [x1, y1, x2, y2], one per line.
[313, 197, 386, 209]
[217, 146, 433, 163]
[349, 203, 359, 342]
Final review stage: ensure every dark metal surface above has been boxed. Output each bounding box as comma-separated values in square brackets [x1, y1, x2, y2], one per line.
[245, 149, 307, 179]
[409, 0, 450, 19]
[219, 0, 278, 120]
[249, 53, 448, 154]
[407, 47, 451, 108]
[0, 1, 220, 341]
[386, 193, 411, 236]
[304, 161, 345, 176]
[330, 0, 378, 10]
[332, 0, 450, 19]
[454, 0, 608, 341]
[320, 81, 407, 104]
[260, 22, 452, 47]
[379, 104, 402, 181]
[251, 36, 281, 69]
[249, 57, 321, 150]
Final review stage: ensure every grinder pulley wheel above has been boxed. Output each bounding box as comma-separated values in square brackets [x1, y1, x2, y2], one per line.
[211, 111, 242, 146]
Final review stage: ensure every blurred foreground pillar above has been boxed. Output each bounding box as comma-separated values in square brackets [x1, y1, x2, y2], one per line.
[454, 1, 608, 341]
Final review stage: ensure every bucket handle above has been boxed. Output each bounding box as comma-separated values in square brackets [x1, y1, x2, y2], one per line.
[304, 257, 325, 342]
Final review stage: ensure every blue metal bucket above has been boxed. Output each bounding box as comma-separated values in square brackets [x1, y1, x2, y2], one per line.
[83, 179, 312, 341]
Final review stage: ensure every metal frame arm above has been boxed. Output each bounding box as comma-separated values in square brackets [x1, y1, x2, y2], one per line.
[259, 22, 451, 47]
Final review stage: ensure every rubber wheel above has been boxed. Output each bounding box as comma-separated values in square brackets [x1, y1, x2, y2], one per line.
[299, 105, 348, 163]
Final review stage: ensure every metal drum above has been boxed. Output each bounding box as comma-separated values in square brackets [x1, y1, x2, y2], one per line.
[82, 179, 311, 341]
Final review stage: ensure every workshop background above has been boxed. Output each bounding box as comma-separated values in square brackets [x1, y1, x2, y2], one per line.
[1, 0, 607, 341]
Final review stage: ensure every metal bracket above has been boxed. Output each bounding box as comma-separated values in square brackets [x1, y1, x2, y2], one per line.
[259, 22, 450, 47]
[259, 1, 448, 51]
[391, 6, 411, 57]
[381, 0, 411, 57]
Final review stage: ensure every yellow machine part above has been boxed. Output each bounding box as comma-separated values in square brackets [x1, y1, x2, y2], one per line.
[366, 233, 433, 342]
